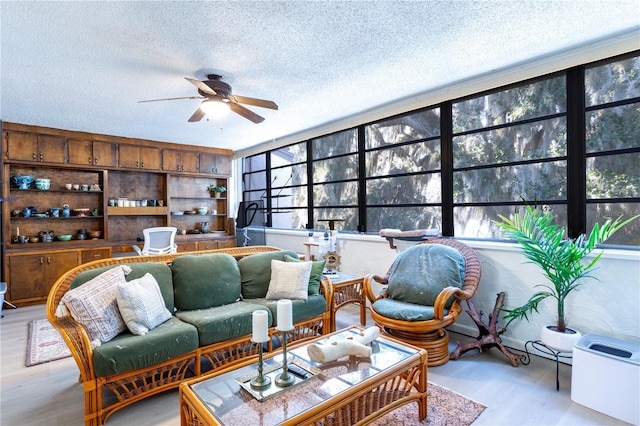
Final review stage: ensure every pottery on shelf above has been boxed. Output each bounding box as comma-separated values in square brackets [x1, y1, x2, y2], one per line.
[12, 175, 33, 189]
[35, 178, 51, 190]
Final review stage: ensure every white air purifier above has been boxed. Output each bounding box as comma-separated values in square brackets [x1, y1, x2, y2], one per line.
[571, 334, 640, 425]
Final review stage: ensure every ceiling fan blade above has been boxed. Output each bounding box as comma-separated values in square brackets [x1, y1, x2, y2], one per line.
[185, 77, 217, 96]
[138, 96, 204, 103]
[188, 107, 206, 122]
[232, 95, 278, 110]
[228, 102, 265, 123]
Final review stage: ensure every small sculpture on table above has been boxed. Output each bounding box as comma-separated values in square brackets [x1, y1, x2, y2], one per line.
[307, 326, 380, 368]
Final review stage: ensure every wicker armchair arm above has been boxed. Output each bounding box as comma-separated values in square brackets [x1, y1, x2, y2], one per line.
[319, 276, 334, 306]
[432, 286, 467, 319]
[363, 274, 389, 304]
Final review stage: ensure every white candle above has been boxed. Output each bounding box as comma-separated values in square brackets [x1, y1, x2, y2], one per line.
[16, 227, 19, 237]
[252, 310, 269, 343]
[277, 299, 293, 331]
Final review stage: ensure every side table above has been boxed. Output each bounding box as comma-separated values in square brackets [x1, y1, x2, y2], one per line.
[521, 340, 572, 391]
[324, 272, 367, 332]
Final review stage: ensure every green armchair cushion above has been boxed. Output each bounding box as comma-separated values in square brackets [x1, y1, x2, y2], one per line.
[372, 298, 448, 321]
[387, 244, 465, 308]
[172, 253, 241, 310]
[238, 250, 299, 299]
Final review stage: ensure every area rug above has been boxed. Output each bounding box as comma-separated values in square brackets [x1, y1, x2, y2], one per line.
[26, 319, 72, 367]
[371, 382, 486, 426]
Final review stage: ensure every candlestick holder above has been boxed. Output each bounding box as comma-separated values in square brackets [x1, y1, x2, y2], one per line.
[250, 342, 271, 390]
[275, 330, 295, 387]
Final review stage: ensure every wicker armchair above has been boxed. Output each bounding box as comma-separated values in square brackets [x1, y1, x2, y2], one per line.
[363, 238, 482, 366]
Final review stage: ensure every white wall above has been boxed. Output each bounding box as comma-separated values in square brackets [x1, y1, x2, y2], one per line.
[263, 229, 640, 347]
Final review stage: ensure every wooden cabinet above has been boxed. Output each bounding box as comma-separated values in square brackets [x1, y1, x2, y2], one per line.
[7, 251, 79, 304]
[68, 139, 118, 167]
[163, 149, 199, 173]
[4, 131, 67, 163]
[2, 122, 234, 306]
[119, 144, 161, 170]
[199, 152, 231, 176]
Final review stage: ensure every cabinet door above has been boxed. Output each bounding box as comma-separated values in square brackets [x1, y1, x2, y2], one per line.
[162, 149, 182, 172]
[38, 135, 67, 163]
[8, 254, 46, 301]
[139, 146, 161, 170]
[68, 139, 94, 165]
[5, 132, 39, 162]
[44, 251, 80, 294]
[199, 152, 231, 176]
[118, 144, 141, 169]
[182, 151, 199, 173]
[92, 141, 117, 167]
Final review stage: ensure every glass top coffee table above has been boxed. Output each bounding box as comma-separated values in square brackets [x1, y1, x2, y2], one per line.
[179, 326, 427, 425]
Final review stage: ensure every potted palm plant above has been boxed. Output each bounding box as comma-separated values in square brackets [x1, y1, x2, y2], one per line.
[495, 204, 638, 352]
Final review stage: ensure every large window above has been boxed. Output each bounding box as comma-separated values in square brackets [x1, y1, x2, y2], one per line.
[242, 52, 640, 245]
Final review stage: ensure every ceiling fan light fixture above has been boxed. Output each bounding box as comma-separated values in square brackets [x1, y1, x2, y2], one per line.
[200, 98, 230, 117]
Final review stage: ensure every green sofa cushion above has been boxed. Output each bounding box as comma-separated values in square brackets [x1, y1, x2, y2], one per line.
[71, 262, 175, 312]
[284, 254, 326, 295]
[92, 316, 198, 377]
[175, 301, 273, 346]
[172, 254, 241, 311]
[372, 298, 449, 322]
[237, 250, 299, 299]
[387, 244, 465, 308]
[244, 295, 327, 327]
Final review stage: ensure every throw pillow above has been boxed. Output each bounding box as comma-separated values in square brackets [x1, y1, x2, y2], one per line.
[116, 273, 172, 335]
[283, 254, 326, 295]
[265, 259, 312, 300]
[56, 265, 130, 345]
[238, 250, 300, 299]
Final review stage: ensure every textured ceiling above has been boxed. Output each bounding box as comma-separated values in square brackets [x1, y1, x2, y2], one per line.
[1, 1, 639, 153]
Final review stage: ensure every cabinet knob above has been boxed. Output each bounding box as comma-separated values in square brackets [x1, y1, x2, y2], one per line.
[39, 152, 44, 161]
[140, 161, 144, 168]
[88, 157, 92, 165]
[40, 257, 44, 265]
[94, 158, 99, 165]
[47, 256, 51, 264]
[33, 152, 38, 160]
[136, 161, 140, 168]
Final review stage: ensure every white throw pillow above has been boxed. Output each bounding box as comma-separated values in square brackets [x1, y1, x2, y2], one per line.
[265, 259, 312, 300]
[116, 273, 172, 335]
[57, 265, 130, 345]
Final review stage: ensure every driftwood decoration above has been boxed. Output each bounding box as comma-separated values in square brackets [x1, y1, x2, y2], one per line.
[449, 292, 525, 367]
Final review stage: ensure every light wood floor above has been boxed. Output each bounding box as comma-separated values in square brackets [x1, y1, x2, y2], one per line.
[0, 303, 629, 426]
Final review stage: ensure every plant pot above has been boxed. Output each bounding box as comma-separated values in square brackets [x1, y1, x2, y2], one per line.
[540, 325, 582, 353]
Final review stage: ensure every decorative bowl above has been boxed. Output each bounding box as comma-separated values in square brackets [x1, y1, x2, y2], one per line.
[197, 207, 208, 215]
[35, 178, 51, 190]
[171, 211, 184, 216]
[12, 175, 33, 189]
[87, 230, 102, 238]
[56, 234, 72, 241]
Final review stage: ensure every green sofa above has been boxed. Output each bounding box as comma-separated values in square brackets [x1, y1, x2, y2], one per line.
[47, 246, 332, 426]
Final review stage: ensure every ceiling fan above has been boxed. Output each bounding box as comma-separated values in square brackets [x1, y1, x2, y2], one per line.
[139, 74, 278, 123]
